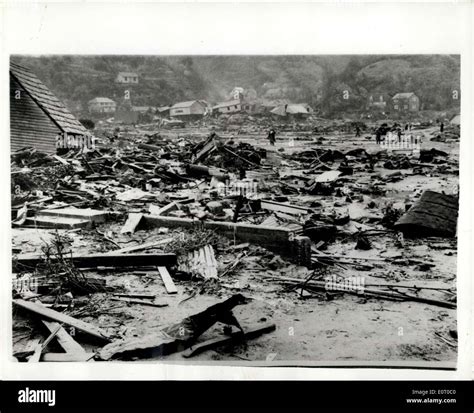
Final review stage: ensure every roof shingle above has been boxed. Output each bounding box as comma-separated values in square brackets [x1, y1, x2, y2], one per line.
[10, 61, 89, 136]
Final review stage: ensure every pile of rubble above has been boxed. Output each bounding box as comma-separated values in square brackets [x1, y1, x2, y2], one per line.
[11, 124, 459, 362]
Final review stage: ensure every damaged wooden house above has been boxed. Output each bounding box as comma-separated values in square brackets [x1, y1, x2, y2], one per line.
[10, 61, 93, 153]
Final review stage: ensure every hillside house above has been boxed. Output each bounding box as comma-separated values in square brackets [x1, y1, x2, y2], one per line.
[213, 99, 242, 114]
[367, 93, 390, 110]
[258, 99, 290, 113]
[88, 97, 117, 114]
[10, 61, 92, 153]
[170, 100, 208, 118]
[392, 92, 420, 112]
[115, 72, 139, 85]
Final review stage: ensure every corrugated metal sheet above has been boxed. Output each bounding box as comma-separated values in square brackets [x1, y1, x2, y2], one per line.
[10, 61, 89, 136]
[10, 76, 60, 153]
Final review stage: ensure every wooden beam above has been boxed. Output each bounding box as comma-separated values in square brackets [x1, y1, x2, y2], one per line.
[120, 213, 144, 234]
[14, 299, 111, 343]
[145, 215, 296, 249]
[182, 323, 276, 358]
[149, 202, 179, 216]
[110, 297, 168, 307]
[108, 238, 173, 255]
[41, 353, 95, 362]
[260, 200, 310, 215]
[157, 266, 178, 294]
[13, 252, 177, 271]
[113, 293, 156, 299]
[42, 319, 87, 354]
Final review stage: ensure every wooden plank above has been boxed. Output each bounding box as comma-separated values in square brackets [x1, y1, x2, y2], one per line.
[13, 299, 111, 343]
[42, 320, 87, 354]
[38, 207, 108, 223]
[149, 202, 178, 216]
[145, 215, 296, 245]
[120, 213, 144, 234]
[13, 252, 177, 271]
[110, 297, 168, 307]
[108, 238, 172, 255]
[260, 200, 310, 215]
[41, 353, 95, 362]
[157, 266, 178, 294]
[24, 216, 90, 229]
[40, 324, 62, 350]
[182, 323, 276, 358]
[113, 293, 156, 299]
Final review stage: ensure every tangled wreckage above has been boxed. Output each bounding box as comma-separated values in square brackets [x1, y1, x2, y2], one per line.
[11, 120, 459, 364]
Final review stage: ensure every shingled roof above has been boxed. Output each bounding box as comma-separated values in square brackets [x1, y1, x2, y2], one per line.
[10, 61, 89, 136]
[392, 92, 417, 100]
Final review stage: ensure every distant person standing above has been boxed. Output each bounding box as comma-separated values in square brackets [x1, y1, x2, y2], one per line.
[355, 125, 361, 137]
[268, 128, 276, 146]
[375, 128, 382, 144]
[397, 127, 402, 143]
[440, 122, 444, 133]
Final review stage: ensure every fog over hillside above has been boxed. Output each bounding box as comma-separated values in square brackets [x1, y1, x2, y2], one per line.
[12, 55, 460, 116]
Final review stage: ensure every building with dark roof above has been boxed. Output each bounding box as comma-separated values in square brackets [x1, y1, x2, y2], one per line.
[212, 99, 242, 114]
[392, 92, 420, 112]
[10, 61, 91, 153]
[115, 71, 139, 84]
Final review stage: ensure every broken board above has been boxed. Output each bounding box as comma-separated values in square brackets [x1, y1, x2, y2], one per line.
[182, 322, 276, 358]
[13, 252, 177, 272]
[41, 353, 95, 362]
[24, 215, 90, 229]
[13, 299, 110, 343]
[120, 213, 144, 234]
[157, 266, 178, 294]
[37, 208, 109, 223]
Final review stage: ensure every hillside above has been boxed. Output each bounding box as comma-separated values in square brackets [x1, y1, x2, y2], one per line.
[11, 55, 460, 117]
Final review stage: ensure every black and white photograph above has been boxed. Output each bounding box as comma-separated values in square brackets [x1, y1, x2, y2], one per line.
[9, 53, 461, 366]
